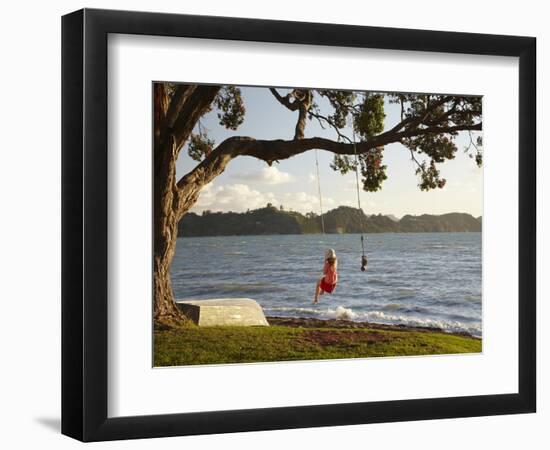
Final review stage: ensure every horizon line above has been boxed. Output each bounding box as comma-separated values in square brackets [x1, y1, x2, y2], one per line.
[189, 204, 483, 220]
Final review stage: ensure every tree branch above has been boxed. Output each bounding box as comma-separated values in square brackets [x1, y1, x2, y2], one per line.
[308, 110, 353, 143]
[408, 147, 425, 174]
[169, 85, 221, 154]
[270, 88, 313, 139]
[386, 95, 454, 134]
[175, 121, 482, 214]
[164, 85, 197, 130]
[269, 88, 300, 111]
[467, 129, 481, 152]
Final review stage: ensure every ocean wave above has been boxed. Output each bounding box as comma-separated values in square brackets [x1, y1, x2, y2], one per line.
[264, 306, 322, 316]
[264, 305, 481, 337]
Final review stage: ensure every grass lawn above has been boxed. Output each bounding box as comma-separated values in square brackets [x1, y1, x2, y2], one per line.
[154, 323, 481, 367]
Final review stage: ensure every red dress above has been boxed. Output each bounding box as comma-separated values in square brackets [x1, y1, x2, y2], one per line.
[320, 261, 338, 293]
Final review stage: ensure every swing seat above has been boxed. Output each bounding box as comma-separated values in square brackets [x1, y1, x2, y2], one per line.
[361, 254, 368, 271]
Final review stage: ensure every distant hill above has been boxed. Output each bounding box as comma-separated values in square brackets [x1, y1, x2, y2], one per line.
[178, 205, 481, 237]
[398, 213, 482, 233]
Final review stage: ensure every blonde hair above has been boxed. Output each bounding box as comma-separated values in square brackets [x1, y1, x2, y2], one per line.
[326, 256, 337, 266]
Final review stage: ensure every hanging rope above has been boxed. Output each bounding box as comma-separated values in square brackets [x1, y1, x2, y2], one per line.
[311, 120, 367, 271]
[314, 149, 325, 234]
[352, 124, 368, 271]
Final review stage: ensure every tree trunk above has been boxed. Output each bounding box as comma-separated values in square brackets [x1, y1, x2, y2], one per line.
[153, 141, 204, 323]
[153, 83, 221, 324]
[153, 137, 183, 323]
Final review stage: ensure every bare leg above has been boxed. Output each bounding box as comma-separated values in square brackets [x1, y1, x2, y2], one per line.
[313, 277, 323, 304]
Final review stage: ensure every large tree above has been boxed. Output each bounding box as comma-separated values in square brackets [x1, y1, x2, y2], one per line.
[153, 83, 482, 323]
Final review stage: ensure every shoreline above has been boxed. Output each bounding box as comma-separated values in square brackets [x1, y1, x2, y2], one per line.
[155, 315, 482, 366]
[266, 315, 480, 339]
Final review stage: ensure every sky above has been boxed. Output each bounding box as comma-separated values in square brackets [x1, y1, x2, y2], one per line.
[176, 86, 483, 219]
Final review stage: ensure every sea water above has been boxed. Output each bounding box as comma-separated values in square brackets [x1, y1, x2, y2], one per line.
[171, 233, 482, 337]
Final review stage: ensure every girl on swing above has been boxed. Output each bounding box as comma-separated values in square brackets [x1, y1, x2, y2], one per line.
[313, 249, 338, 304]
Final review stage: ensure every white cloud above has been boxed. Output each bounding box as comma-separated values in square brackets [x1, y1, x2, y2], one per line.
[281, 192, 335, 214]
[233, 166, 293, 185]
[192, 183, 276, 213]
[190, 182, 335, 215]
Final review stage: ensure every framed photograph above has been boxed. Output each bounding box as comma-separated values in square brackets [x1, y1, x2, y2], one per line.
[62, 8, 536, 442]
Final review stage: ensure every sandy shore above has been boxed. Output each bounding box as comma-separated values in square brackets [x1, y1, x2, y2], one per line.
[266, 316, 478, 339]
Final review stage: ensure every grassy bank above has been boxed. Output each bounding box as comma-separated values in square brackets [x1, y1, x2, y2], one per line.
[154, 317, 481, 367]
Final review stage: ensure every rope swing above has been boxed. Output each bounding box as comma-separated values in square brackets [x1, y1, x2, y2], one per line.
[312, 120, 368, 272]
[314, 149, 326, 234]
[352, 124, 368, 272]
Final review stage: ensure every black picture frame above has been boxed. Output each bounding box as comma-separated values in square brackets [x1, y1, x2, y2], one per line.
[61, 8, 536, 442]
